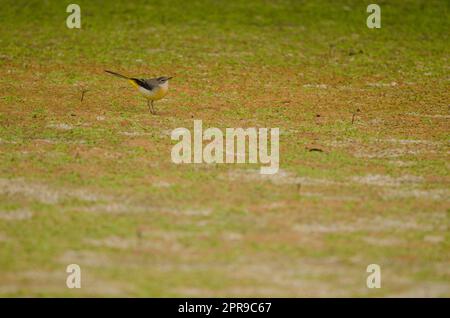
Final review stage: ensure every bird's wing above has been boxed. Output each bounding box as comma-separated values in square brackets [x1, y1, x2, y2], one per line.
[131, 78, 158, 91]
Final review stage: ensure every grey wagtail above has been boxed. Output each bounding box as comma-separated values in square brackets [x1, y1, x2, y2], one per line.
[105, 70, 173, 114]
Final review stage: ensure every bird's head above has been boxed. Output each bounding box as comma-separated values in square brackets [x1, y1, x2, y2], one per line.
[157, 76, 173, 84]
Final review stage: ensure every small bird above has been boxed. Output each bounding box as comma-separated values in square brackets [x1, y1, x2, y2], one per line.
[105, 70, 173, 114]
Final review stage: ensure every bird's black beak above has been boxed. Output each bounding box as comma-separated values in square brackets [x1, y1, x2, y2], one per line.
[167, 77, 173, 80]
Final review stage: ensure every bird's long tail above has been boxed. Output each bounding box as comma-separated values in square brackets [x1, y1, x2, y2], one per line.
[105, 70, 130, 80]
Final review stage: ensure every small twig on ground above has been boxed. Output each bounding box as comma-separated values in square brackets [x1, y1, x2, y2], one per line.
[80, 88, 89, 102]
[307, 147, 324, 152]
[352, 108, 361, 124]
[135, 227, 143, 250]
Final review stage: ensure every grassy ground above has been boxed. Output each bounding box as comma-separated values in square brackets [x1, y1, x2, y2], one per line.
[0, 0, 449, 296]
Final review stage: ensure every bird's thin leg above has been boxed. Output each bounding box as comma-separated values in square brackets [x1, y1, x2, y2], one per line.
[151, 100, 156, 115]
[147, 99, 152, 112]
